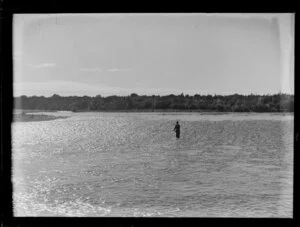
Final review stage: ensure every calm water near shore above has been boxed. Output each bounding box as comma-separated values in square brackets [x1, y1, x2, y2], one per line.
[12, 112, 293, 217]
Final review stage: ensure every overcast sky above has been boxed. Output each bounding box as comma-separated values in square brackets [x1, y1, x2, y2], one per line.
[13, 13, 294, 97]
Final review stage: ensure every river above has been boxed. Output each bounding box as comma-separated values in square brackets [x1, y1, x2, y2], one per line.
[12, 112, 293, 217]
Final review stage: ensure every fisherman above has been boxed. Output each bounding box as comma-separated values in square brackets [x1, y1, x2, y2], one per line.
[174, 121, 180, 138]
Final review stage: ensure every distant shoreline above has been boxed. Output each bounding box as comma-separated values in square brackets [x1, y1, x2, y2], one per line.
[71, 109, 294, 114]
[13, 112, 68, 122]
[13, 109, 294, 114]
[13, 109, 58, 113]
[14, 93, 294, 113]
[14, 108, 294, 113]
[12, 109, 293, 122]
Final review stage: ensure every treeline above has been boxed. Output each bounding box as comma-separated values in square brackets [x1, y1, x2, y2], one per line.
[14, 93, 294, 112]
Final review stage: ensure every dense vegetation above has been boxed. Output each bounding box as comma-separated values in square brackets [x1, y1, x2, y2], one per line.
[14, 93, 294, 112]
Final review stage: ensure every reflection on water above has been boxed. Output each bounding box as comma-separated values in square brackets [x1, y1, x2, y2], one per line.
[12, 112, 293, 217]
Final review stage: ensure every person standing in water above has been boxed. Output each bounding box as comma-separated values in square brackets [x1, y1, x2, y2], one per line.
[174, 121, 180, 138]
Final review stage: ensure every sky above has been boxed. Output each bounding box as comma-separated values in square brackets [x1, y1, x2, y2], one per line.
[13, 13, 294, 97]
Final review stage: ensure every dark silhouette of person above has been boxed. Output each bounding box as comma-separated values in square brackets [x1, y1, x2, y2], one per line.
[174, 121, 180, 138]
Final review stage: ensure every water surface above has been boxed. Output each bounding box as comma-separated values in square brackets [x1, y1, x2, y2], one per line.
[12, 112, 293, 217]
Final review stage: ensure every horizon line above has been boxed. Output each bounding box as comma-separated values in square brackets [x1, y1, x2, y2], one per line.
[13, 92, 294, 98]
